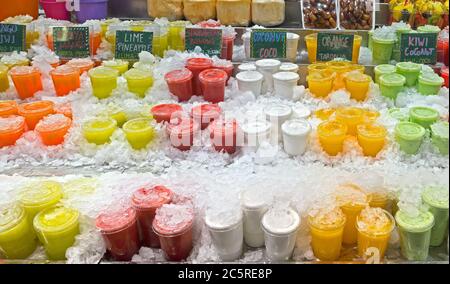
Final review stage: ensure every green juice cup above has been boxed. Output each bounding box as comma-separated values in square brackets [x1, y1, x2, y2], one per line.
[396, 210, 435, 261]
[379, 73, 406, 99]
[396, 62, 422, 87]
[375, 64, 397, 84]
[392, 27, 412, 62]
[389, 108, 410, 121]
[417, 25, 441, 34]
[418, 73, 445, 96]
[430, 121, 449, 155]
[395, 122, 426, 155]
[422, 187, 449, 247]
[409, 106, 439, 129]
[372, 37, 396, 65]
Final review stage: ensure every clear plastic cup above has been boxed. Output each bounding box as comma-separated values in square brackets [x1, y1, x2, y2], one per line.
[344, 71, 371, 101]
[357, 123, 387, 157]
[186, 58, 213, 96]
[317, 121, 348, 156]
[395, 122, 426, 155]
[165, 69, 194, 102]
[379, 73, 406, 100]
[67, 58, 95, 75]
[102, 59, 129, 75]
[282, 119, 311, 156]
[242, 119, 271, 149]
[166, 117, 199, 151]
[151, 104, 183, 123]
[307, 70, 335, 98]
[372, 37, 396, 65]
[50, 65, 80, 97]
[191, 104, 222, 130]
[418, 73, 445, 96]
[124, 68, 153, 98]
[240, 189, 269, 248]
[265, 104, 292, 143]
[273, 72, 300, 101]
[9, 66, 43, 99]
[168, 21, 189, 51]
[327, 61, 351, 90]
[422, 186, 449, 247]
[18, 100, 55, 130]
[409, 106, 439, 130]
[123, 118, 155, 150]
[236, 71, 264, 97]
[396, 62, 421, 87]
[88, 67, 119, 99]
[255, 59, 281, 94]
[199, 69, 228, 103]
[374, 64, 396, 84]
[335, 107, 364, 136]
[82, 117, 117, 145]
[0, 116, 25, 148]
[35, 114, 72, 146]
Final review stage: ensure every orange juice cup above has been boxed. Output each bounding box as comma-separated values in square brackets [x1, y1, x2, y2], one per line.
[314, 108, 336, 121]
[335, 184, 371, 245]
[369, 191, 390, 210]
[307, 70, 335, 98]
[357, 207, 395, 260]
[317, 121, 348, 156]
[351, 36, 362, 64]
[0, 100, 18, 117]
[305, 33, 318, 63]
[67, 58, 95, 75]
[9, 66, 43, 99]
[0, 63, 10, 92]
[344, 71, 371, 102]
[307, 63, 329, 75]
[0, 115, 26, 147]
[335, 107, 364, 136]
[308, 206, 346, 261]
[35, 114, 72, 146]
[18, 100, 55, 130]
[357, 124, 387, 157]
[362, 109, 380, 124]
[326, 61, 351, 91]
[349, 64, 365, 74]
[50, 65, 81, 97]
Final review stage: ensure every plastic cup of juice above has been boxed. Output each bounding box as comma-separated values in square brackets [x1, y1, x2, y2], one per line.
[351, 35, 362, 64]
[191, 104, 222, 130]
[255, 59, 281, 94]
[362, 109, 380, 124]
[317, 121, 348, 156]
[153, 204, 195, 262]
[282, 119, 311, 156]
[369, 190, 390, 210]
[0, 63, 10, 92]
[210, 119, 239, 154]
[417, 25, 441, 34]
[273, 72, 300, 101]
[240, 189, 269, 248]
[122, 118, 155, 150]
[388, 108, 410, 121]
[131, 186, 173, 248]
[396, 62, 421, 87]
[151, 104, 183, 123]
[199, 69, 228, 104]
[374, 64, 396, 84]
[67, 58, 95, 75]
[349, 64, 365, 74]
[82, 117, 117, 145]
[0, 100, 18, 117]
[102, 59, 129, 75]
[308, 206, 346, 261]
[236, 71, 264, 97]
[379, 73, 406, 100]
[344, 71, 372, 101]
[280, 63, 299, 73]
[0, 116, 25, 148]
[106, 104, 127, 128]
[88, 67, 119, 99]
[164, 69, 194, 102]
[335, 107, 364, 136]
[124, 68, 153, 98]
[96, 207, 140, 261]
[186, 58, 213, 96]
[422, 186, 449, 247]
[168, 21, 189, 51]
[18, 100, 55, 130]
[395, 210, 435, 261]
[372, 37, 396, 65]
[33, 206, 79, 260]
[0, 203, 37, 259]
[18, 180, 63, 222]
[395, 122, 426, 155]
[307, 70, 335, 98]
[409, 106, 439, 130]
[305, 33, 318, 63]
[431, 121, 449, 155]
[35, 114, 72, 146]
[417, 73, 445, 96]
[307, 63, 329, 75]
[357, 207, 395, 260]
[9, 66, 43, 99]
[166, 117, 199, 151]
[314, 108, 336, 121]
[213, 61, 234, 83]
[326, 61, 351, 91]
[357, 124, 387, 157]
[335, 184, 371, 245]
[441, 67, 449, 88]
[50, 65, 80, 97]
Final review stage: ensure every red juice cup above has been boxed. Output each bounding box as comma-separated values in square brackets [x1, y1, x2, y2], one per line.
[186, 58, 213, 96]
[191, 103, 222, 130]
[95, 207, 140, 261]
[153, 204, 195, 262]
[210, 119, 239, 154]
[67, 58, 95, 75]
[213, 61, 234, 84]
[166, 117, 199, 151]
[50, 65, 81, 97]
[18, 100, 55, 130]
[437, 38, 449, 65]
[221, 35, 235, 61]
[0, 101, 18, 117]
[151, 104, 183, 123]
[199, 69, 228, 103]
[35, 114, 72, 146]
[165, 69, 194, 102]
[131, 186, 173, 248]
[9, 66, 43, 100]
[442, 67, 449, 88]
[0, 116, 26, 148]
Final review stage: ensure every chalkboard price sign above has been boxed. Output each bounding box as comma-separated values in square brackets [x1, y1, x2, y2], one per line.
[0, 24, 26, 53]
[250, 30, 287, 59]
[316, 33, 354, 62]
[185, 28, 222, 57]
[400, 33, 437, 65]
[53, 26, 90, 59]
[115, 30, 153, 60]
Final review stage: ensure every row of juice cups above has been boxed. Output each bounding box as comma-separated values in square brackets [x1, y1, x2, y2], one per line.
[0, 181, 80, 260]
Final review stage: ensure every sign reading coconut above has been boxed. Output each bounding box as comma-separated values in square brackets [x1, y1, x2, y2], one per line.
[317, 33, 354, 62]
[115, 30, 153, 60]
[400, 33, 437, 65]
[250, 30, 287, 59]
[0, 24, 26, 53]
[53, 26, 91, 59]
[185, 28, 223, 57]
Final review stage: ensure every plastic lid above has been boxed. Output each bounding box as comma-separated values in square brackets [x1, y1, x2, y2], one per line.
[102, 59, 129, 67]
[205, 210, 242, 231]
[317, 121, 347, 137]
[363, 109, 380, 122]
[124, 68, 151, 80]
[308, 206, 346, 231]
[380, 73, 406, 86]
[336, 107, 363, 119]
[410, 106, 439, 120]
[255, 59, 281, 69]
[395, 210, 435, 233]
[264, 104, 292, 119]
[50, 65, 79, 76]
[153, 204, 194, 236]
[375, 64, 396, 74]
[18, 101, 54, 115]
[96, 207, 137, 233]
[314, 108, 336, 120]
[282, 119, 311, 136]
[213, 60, 233, 69]
[0, 115, 25, 133]
[19, 181, 63, 207]
[236, 71, 263, 82]
[431, 121, 449, 139]
[273, 71, 300, 82]
[0, 101, 18, 115]
[240, 188, 269, 210]
[191, 104, 222, 120]
[167, 117, 197, 136]
[280, 63, 299, 72]
[335, 184, 370, 208]
[83, 117, 117, 132]
[308, 70, 335, 80]
[186, 58, 213, 68]
[0, 203, 25, 233]
[164, 69, 193, 83]
[292, 105, 311, 119]
[33, 206, 79, 233]
[238, 63, 257, 72]
[88, 66, 119, 78]
[122, 118, 152, 133]
[151, 104, 183, 119]
[242, 119, 271, 135]
[417, 25, 441, 33]
[389, 108, 409, 121]
[287, 32, 300, 40]
[419, 73, 445, 86]
[357, 123, 387, 139]
[262, 208, 300, 236]
[198, 69, 228, 83]
[327, 61, 351, 70]
[35, 114, 71, 133]
[357, 207, 395, 236]
[396, 62, 421, 72]
[395, 122, 426, 140]
[9, 66, 40, 76]
[345, 71, 371, 83]
[422, 186, 449, 209]
[131, 185, 173, 210]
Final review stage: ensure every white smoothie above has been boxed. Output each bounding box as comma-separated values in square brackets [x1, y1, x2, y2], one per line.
[282, 119, 311, 156]
[238, 62, 257, 72]
[240, 189, 269, 248]
[255, 59, 281, 94]
[264, 104, 292, 143]
[242, 119, 272, 149]
[236, 71, 264, 97]
[273, 72, 300, 101]
[280, 63, 299, 73]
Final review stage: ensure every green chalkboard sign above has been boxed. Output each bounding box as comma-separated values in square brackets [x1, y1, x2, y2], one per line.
[53, 26, 90, 59]
[0, 24, 26, 53]
[115, 30, 153, 60]
[317, 33, 354, 62]
[250, 30, 287, 59]
[400, 33, 437, 64]
[185, 28, 222, 57]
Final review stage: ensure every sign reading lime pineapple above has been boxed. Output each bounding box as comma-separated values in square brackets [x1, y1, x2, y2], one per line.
[250, 30, 287, 59]
[317, 33, 354, 62]
[185, 28, 223, 57]
[400, 33, 437, 64]
[0, 24, 26, 53]
[53, 26, 90, 59]
[115, 30, 153, 60]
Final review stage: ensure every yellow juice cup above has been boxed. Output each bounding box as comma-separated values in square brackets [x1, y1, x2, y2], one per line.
[307, 63, 329, 75]
[106, 104, 128, 128]
[351, 36, 362, 64]
[362, 109, 380, 124]
[123, 68, 154, 98]
[82, 117, 117, 145]
[349, 64, 365, 74]
[18, 180, 63, 223]
[357, 207, 395, 260]
[344, 71, 372, 101]
[88, 67, 119, 99]
[0, 63, 10, 92]
[0, 203, 37, 259]
[317, 121, 348, 156]
[123, 118, 155, 150]
[308, 206, 346, 261]
[307, 70, 335, 98]
[314, 108, 336, 121]
[335, 184, 371, 245]
[369, 190, 390, 210]
[305, 33, 318, 63]
[357, 124, 387, 157]
[335, 107, 364, 136]
[33, 206, 80, 260]
[327, 61, 352, 90]
[102, 59, 129, 75]
[169, 21, 189, 51]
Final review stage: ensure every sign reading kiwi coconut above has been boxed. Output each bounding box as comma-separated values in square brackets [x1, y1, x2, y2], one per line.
[316, 33, 354, 62]
[400, 33, 437, 65]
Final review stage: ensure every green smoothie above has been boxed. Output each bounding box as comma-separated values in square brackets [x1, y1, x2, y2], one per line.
[375, 64, 397, 84]
[409, 106, 439, 129]
[418, 73, 445, 96]
[430, 121, 449, 155]
[372, 37, 396, 65]
[389, 108, 410, 121]
[396, 62, 422, 87]
[379, 73, 406, 99]
[395, 210, 435, 261]
[422, 186, 449, 247]
[395, 122, 426, 155]
[392, 26, 412, 62]
[417, 25, 441, 34]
